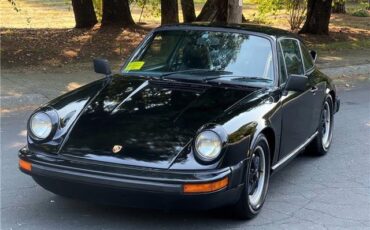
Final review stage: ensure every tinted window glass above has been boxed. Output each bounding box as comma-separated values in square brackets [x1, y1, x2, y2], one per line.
[280, 39, 304, 75]
[124, 30, 274, 82]
[278, 43, 288, 84]
[140, 34, 181, 67]
[300, 43, 314, 71]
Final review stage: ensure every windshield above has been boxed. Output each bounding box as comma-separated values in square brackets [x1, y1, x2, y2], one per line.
[122, 30, 274, 83]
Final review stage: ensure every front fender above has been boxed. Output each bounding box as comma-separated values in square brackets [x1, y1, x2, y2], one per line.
[27, 78, 108, 154]
[217, 89, 282, 168]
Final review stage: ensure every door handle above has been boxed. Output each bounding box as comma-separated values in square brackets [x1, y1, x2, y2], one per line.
[310, 86, 318, 93]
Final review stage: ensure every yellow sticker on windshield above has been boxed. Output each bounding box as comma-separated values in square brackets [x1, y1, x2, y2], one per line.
[124, 61, 145, 71]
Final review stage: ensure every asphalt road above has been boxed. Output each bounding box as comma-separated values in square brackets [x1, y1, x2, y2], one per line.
[1, 82, 370, 230]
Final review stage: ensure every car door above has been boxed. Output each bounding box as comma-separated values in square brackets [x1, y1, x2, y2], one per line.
[278, 38, 317, 159]
[299, 42, 326, 134]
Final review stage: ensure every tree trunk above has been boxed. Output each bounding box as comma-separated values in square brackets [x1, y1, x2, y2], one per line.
[227, 0, 242, 23]
[332, 1, 346, 14]
[71, 0, 97, 28]
[102, 0, 135, 26]
[196, 0, 242, 23]
[242, 14, 248, 23]
[196, 0, 227, 22]
[161, 0, 179, 24]
[299, 0, 333, 35]
[181, 0, 196, 22]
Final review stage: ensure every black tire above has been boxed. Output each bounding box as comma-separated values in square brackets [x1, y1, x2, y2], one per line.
[307, 94, 334, 156]
[234, 134, 271, 219]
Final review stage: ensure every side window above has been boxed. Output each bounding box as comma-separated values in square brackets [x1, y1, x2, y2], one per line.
[279, 39, 304, 75]
[278, 43, 288, 84]
[300, 43, 314, 71]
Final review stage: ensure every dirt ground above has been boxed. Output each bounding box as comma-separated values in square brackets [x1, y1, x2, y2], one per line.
[1, 25, 151, 72]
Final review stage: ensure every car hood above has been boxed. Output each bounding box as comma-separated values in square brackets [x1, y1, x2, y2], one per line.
[61, 76, 258, 169]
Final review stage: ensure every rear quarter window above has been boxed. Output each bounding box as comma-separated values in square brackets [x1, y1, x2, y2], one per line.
[300, 43, 315, 71]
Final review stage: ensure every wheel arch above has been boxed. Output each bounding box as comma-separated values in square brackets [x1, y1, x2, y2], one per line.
[329, 90, 335, 103]
[260, 127, 276, 167]
[325, 88, 335, 111]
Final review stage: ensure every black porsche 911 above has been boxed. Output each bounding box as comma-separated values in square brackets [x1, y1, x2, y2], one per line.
[19, 23, 340, 219]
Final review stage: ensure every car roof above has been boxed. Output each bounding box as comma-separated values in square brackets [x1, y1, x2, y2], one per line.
[159, 22, 301, 40]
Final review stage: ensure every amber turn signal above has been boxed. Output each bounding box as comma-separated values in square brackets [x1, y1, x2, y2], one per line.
[183, 177, 229, 194]
[19, 159, 32, 172]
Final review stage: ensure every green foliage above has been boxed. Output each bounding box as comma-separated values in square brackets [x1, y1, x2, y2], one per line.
[92, 0, 103, 20]
[359, 0, 370, 10]
[255, 0, 285, 22]
[131, 0, 161, 20]
[254, 0, 307, 29]
[351, 9, 369, 17]
[333, 0, 345, 4]
[312, 39, 370, 52]
[286, 0, 306, 31]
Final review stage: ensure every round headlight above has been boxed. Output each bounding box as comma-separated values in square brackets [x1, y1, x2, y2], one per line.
[195, 130, 222, 161]
[30, 112, 53, 139]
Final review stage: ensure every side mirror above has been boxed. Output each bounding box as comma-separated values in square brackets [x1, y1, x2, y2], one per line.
[310, 50, 317, 63]
[285, 74, 308, 92]
[93, 59, 111, 75]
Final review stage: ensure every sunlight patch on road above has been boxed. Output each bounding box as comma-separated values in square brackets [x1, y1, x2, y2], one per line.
[4, 90, 23, 97]
[0, 105, 38, 115]
[320, 56, 343, 62]
[10, 142, 26, 148]
[0, 108, 11, 114]
[18, 130, 27, 137]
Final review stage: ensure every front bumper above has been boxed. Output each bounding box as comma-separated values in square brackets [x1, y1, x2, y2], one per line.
[18, 148, 245, 210]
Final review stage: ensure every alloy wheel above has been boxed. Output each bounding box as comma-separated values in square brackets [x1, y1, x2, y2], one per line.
[321, 101, 332, 150]
[248, 146, 266, 209]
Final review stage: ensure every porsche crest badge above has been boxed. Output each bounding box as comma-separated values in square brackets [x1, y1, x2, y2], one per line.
[112, 145, 123, 154]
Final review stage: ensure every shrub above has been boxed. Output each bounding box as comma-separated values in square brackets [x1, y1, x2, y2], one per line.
[286, 0, 306, 31]
[351, 9, 370, 17]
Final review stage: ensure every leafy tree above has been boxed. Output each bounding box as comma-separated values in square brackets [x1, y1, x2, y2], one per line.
[299, 0, 333, 34]
[254, 0, 306, 30]
[286, 0, 307, 31]
[256, 0, 284, 18]
[72, 0, 98, 28]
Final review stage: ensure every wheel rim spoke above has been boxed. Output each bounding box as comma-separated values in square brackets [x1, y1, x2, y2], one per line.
[321, 101, 332, 149]
[248, 146, 266, 208]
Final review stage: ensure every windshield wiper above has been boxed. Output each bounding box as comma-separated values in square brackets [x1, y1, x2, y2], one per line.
[233, 76, 272, 82]
[160, 69, 211, 77]
[221, 76, 273, 82]
[160, 69, 232, 82]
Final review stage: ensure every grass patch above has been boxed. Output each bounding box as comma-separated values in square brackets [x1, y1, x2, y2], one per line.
[312, 39, 370, 52]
